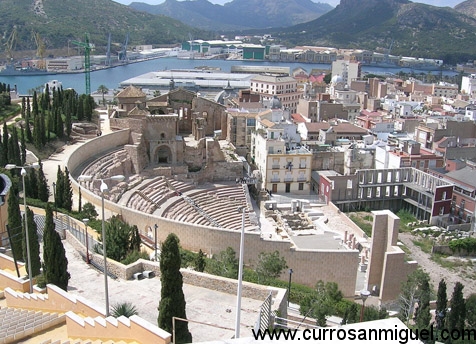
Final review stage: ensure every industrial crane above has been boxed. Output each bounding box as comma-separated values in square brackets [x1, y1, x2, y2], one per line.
[4, 27, 17, 62]
[33, 31, 46, 69]
[71, 33, 94, 95]
[118, 32, 129, 62]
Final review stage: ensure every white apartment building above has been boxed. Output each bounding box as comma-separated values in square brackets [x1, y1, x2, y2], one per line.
[461, 74, 476, 99]
[250, 74, 302, 113]
[251, 120, 312, 194]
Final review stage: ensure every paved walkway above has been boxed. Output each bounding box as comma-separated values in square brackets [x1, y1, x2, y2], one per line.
[64, 239, 264, 342]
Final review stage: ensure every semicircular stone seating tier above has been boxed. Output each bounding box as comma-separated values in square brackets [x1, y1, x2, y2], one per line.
[125, 177, 195, 214]
[162, 185, 254, 230]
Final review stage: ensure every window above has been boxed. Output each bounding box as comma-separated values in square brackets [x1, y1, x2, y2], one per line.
[298, 183, 304, 191]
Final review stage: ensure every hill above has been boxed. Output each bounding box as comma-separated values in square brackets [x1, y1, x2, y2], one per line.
[455, 0, 476, 19]
[274, 0, 476, 64]
[129, 0, 333, 31]
[0, 0, 209, 58]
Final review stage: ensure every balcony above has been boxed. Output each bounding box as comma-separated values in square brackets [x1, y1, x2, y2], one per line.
[284, 177, 294, 182]
[271, 178, 280, 183]
[297, 176, 307, 182]
[272, 165, 280, 169]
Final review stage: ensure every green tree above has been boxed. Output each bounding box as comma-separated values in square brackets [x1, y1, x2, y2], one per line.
[157, 233, 192, 344]
[446, 282, 466, 338]
[194, 249, 206, 272]
[22, 207, 41, 278]
[7, 182, 23, 261]
[55, 165, 64, 209]
[80, 202, 98, 220]
[62, 167, 73, 211]
[101, 215, 140, 262]
[435, 279, 447, 330]
[414, 278, 432, 339]
[255, 250, 287, 283]
[208, 246, 238, 279]
[300, 280, 343, 327]
[97, 85, 109, 106]
[465, 294, 476, 329]
[37, 161, 49, 202]
[43, 204, 70, 290]
[20, 126, 26, 165]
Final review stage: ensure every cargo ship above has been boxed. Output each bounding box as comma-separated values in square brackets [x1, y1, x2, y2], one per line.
[0, 64, 56, 76]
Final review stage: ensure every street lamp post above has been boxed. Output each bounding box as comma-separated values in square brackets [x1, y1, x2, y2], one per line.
[78, 174, 125, 317]
[83, 218, 90, 264]
[235, 206, 247, 339]
[359, 289, 371, 322]
[154, 223, 158, 261]
[288, 268, 293, 306]
[5, 162, 40, 294]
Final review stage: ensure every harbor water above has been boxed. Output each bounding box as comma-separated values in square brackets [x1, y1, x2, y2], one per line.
[0, 57, 458, 95]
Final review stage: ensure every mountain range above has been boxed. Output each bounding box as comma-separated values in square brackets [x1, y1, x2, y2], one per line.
[1, 0, 476, 64]
[0, 0, 209, 57]
[274, 0, 476, 64]
[129, 0, 333, 31]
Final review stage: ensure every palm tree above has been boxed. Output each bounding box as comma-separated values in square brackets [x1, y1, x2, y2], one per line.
[111, 302, 139, 318]
[97, 84, 109, 106]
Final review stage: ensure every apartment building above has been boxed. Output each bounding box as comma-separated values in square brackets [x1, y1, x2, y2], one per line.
[250, 74, 303, 113]
[251, 119, 312, 194]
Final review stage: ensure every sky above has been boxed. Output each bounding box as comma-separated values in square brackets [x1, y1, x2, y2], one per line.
[113, 0, 464, 8]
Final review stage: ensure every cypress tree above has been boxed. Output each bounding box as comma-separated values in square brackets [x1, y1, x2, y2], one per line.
[22, 207, 41, 278]
[446, 282, 465, 334]
[20, 126, 26, 165]
[43, 204, 70, 290]
[25, 97, 32, 143]
[21, 97, 26, 118]
[435, 279, 447, 329]
[27, 168, 38, 199]
[77, 97, 84, 121]
[3, 121, 8, 161]
[0, 131, 5, 167]
[158, 233, 192, 344]
[55, 166, 65, 209]
[63, 167, 73, 211]
[32, 91, 39, 118]
[33, 113, 42, 149]
[56, 108, 64, 138]
[40, 112, 46, 146]
[11, 127, 21, 166]
[415, 278, 432, 338]
[37, 161, 49, 202]
[7, 181, 23, 261]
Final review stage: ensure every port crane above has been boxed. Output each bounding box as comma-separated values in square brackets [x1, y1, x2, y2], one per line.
[4, 27, 17, 61]
[71, 33, 94, 95]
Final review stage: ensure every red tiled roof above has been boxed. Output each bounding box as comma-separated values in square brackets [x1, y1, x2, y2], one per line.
[291, 113, 307, 123]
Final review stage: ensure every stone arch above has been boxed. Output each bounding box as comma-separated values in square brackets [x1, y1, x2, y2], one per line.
[155, 145, 172, 164]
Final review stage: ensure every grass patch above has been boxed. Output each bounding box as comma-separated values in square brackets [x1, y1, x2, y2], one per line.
[411, 238, 433, 254]
[396, 209, 417, 232]
[348, 214, 373, 237]
[431, 254, 472, 271]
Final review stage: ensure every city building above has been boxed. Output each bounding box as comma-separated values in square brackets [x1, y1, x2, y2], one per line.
[315, 167, 453, 225]
[249, 74, 302, 113]
[251, 117, 312, 194]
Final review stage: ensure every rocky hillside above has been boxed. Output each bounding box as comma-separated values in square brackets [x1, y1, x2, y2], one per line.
[275, 0, 476, 64]
[129, 0, 333, 30]
[0, 0, 208, 57]
[455, 0, 476, 19]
